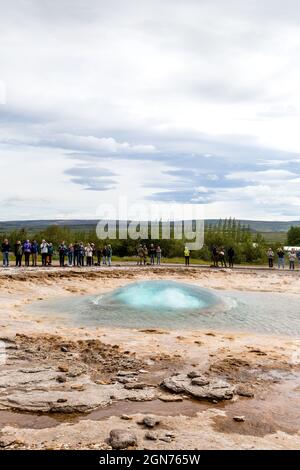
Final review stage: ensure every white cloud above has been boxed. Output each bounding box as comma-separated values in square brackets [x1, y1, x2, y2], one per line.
[226, 170, 298, 183]
[1, 0, 300, 220]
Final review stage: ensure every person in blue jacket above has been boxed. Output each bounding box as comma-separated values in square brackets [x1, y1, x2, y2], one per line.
[23, 240, 32, 267]
[31, 240, 39, 267]
[1, 239, 10, 267]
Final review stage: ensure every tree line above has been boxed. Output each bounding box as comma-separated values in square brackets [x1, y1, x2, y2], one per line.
[2, 218, 298, 264]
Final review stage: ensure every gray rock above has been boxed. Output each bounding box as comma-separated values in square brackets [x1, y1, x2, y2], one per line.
[233, 415, 245, 422]
[109, 429, 137, 449]
[191, 377, 210, 386]
[0, 368, 57, 389]
[236, 385, 254, 398]
[117, 371, 138, 377]
[165, 432, 176, 438]
[56, 376, 67, 383]
[116, 376, 137, 384]
[187, 370, 205, 379]
[124, 382, 147, 390]
[161, 373, 235, 401]
[0, 370, 157, 413]
[142, 416, 160, 428]
[159, 436, 172, 443]
[145, 431, 158, 441]
[158, 394, 183, 402]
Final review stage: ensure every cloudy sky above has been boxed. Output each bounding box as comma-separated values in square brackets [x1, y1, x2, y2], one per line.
[1, 0, 300, 221]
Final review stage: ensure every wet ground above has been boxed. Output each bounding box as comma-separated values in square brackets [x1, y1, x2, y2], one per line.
[0, 267, 299, 449]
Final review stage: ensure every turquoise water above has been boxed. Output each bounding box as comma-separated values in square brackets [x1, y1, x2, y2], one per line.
[31, 280, 300, 336]
[109, 281, 217, 310]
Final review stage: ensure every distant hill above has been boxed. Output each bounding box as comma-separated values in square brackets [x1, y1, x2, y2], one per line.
[205, 219, 300, 233]
[0, 219, 300, 234]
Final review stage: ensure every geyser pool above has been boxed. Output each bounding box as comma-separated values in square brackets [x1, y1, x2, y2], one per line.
[108, 281, 217, 311]
[30, 280, 300, 336]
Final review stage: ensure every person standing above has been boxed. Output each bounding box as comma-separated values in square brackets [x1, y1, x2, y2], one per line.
[23, 240, 32, 267]
[31, 240, 39, 267]
[212, 245, 218, 267]
[107, 244, 112, 266]
[219, 247, 227, 268]
[102, 245, 107, 265]
[85, 243, 93, 266]
[74, 242, 80, 266]
[58, 241, 67, 267]
[277, 247, 285, 269]
[184, 246, 190, 266]
[96, 246, 102, 266]
[14, 241, 23, 267]
[156, 245, 162, 265]
[137, 244, 144, 265]
[1, 239, 10, 267]
[40, 240, 48, 267]
[266, 248, 274, 268]
[91, 243, 95, 266]
[79, 242, 85, 266]
[227, 246, 235, 268]
[47, 243, 53, 266]
[68, 243, 74, 266]
[143, 245, 148, 265]
[149, 244, 156, 265]
[289, 249, 296, 270]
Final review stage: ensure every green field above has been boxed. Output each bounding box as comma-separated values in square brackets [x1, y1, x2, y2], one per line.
[260, 232, 287, 244]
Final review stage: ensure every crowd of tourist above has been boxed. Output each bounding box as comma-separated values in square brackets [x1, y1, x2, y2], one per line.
[211, 246, 235, 268]
[137, 244, 162, 265]
[265, 247, 299, 270]
[1, 239, 113, 268]
[1, 238, 300, 270]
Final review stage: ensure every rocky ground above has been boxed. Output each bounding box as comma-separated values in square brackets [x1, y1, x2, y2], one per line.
[0, 266, 299, 449]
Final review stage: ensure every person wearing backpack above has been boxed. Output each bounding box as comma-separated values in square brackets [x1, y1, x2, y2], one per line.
[23, 240, 32, 267]
[47, 243, 54, 266]
[14, 240, 23, 267]
[218, 247, 227, 268]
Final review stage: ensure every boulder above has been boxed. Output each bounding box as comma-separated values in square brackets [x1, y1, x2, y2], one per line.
[109, 429, 137, 449]
[161, 373, 235, 401]
[144, 431, 158, 441]
[141, 416, 160, 428]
